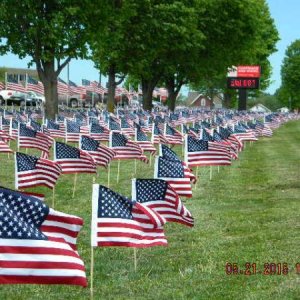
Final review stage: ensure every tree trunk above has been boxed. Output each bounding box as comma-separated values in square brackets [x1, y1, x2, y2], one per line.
[107, 65, 116, 113]
[141, 78, 157, 111]
[37, 61, 58, 120]
[238, 89, 247, 111]
[166, 77, 181, 112]
[223, 92, 231, 108]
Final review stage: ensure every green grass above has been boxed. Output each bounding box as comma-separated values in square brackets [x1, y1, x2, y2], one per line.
[1, 120, 300, 299]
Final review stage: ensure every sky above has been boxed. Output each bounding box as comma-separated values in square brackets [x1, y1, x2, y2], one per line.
[0, 0, 299, 95]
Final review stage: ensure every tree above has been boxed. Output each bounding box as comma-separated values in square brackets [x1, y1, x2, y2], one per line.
[280, 39, 300, 109]
[0, 0, 87, 118]
[190, 0, 279, 110]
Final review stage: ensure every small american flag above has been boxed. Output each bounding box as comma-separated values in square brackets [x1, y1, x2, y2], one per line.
[91, 185, 167, 248]
[164, 124, 183, 145]
[110, 132, 148, 163]
[132, 179, 194, 227]
[15, 152, 62, 190]
[109, 117, 121, 131]
[185, 135, 231, 167]
[27, 76, 44, 94]
[152, 123, 169, 145]
[120, 117, 135, 136]
[135, 125, 156, 155]
[54, 141, 96, 174]
[80, 135, 116, 169]
[89, 122, 110, 141]
[0, 138, 12, 153]
[65, 121, 81, 143]
[18, 124, 52, 158]
[0, 187, 87, 286]
[6, 77, 26, 93]
[154, 157, 194, 198]
[45, 119, 65, 138]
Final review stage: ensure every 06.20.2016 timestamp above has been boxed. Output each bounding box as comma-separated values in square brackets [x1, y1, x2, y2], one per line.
[225, 262, 300, 275]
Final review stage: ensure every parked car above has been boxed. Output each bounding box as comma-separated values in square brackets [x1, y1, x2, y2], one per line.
[0, 90, 40, 106]
[58, 91, 104, 108]
[27, 91, 45, 104]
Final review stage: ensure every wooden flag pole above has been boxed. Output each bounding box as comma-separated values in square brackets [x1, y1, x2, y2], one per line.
[117, 160, 120, 183]
[72, 173, 78, 198]
[210, 166, 213, 180]
[218, 165, 220, 173]
[134, 159, 137, 175]
[195, 166, 199, 190]
[52, 187, 55, 208]
[107, 164, 111, 187]
[149, 155, 152, 166]
[90, 246, 94, 299]
[134, 247, 137, 272]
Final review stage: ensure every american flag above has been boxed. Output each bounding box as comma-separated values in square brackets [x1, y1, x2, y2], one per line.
[231, 125, 258, 142]
[135, 126, 156, 155]
[132, 179, 194, 227]
[10, 119, 19, 140]
[0, 138, 12, 153]
[152, 123, 169, 145]
[18, 124, 53, 158]
[26, 76, 44, 94]
[15, 152, 62, 190]
[185, 135, 231, 167]
[54, 141, 96, 174]
[6, 77, 26, 93]
[164, 124, 183, 145]
[0, 187, 87, 286]
[154, 157, 194, 198]
[57, 78, 69, 95]
[65, 120, 81, 143]
[1, 116, 11, 134]
[45, 119, 65, 138]
[89, 122, 110, 141]
[120, 117, 135, 136]
[29, 119, 42, 132]
[110, 132, 148, 163]
[91, 185, 167, 248]
[80, 135, 116, 169]
[109, 117, 121, 131]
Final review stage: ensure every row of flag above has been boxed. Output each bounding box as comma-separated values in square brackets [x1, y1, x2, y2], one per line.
[0, 107, 299, 287]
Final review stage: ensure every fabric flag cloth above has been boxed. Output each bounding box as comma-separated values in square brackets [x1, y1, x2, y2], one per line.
[154, 156, 194, 198]
[80, 135, 116, 169]
[6, 77, 26, 93]
[120, 117, 135, 137]
[18, 123, 52, 159]
[164, 124, 183, 145]
[0, 138, 13, 153]
[0, 187, 87, 286]
[45, 119, 65, 138]
[15, 152, 62, 190]
[26, 76, 44, 94]
[159, 144, 196, 182]
[132, 179, 194, 227]
[91, 185, 167, 248]
[89, 122, 110, 141]
[54, 141, 96, 174]
[185, 135, 231, 167]
[110, 131, 148, 163]
[152, 123, 169, 145]
[135, 126, 156, 155]
[65, 121, 81, 143]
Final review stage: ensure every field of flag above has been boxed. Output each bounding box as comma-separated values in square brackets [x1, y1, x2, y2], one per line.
[0, 105, 299, 299]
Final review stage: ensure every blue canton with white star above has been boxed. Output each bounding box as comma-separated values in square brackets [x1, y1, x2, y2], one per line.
[97, 186, 133, 219]
[188, 136, 208, 152]
[19, 123, 37, 137]
[135, 179, 167, 202]
[157, 157, 184, 178]
[112, 132, 127, 147]
[47, 120, 60, 130]
[56, 142, 80, 159]
[16, 152, 39, 172]
[91, 123, 105, 133]
[161, 144, 180, 161]
[81, 136, 99, 151]
[0, 187, 49, 240]
[67, 121, 80, 133]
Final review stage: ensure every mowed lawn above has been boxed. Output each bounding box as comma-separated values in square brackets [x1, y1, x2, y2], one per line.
[0, 120, 299, 299]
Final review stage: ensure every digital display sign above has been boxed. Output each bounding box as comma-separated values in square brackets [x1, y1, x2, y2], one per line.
[227, 77, 260, 89]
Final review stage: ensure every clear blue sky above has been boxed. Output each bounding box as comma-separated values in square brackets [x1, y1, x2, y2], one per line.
[0, 0, 299, 95]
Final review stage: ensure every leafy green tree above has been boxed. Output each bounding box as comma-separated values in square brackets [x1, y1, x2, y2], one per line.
[190, 0, 278, 110]
[280, 39, 300, 109]
[0, 0, 87, 118]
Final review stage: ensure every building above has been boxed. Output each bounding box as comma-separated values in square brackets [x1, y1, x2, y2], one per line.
[249, 103, 271, 113]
